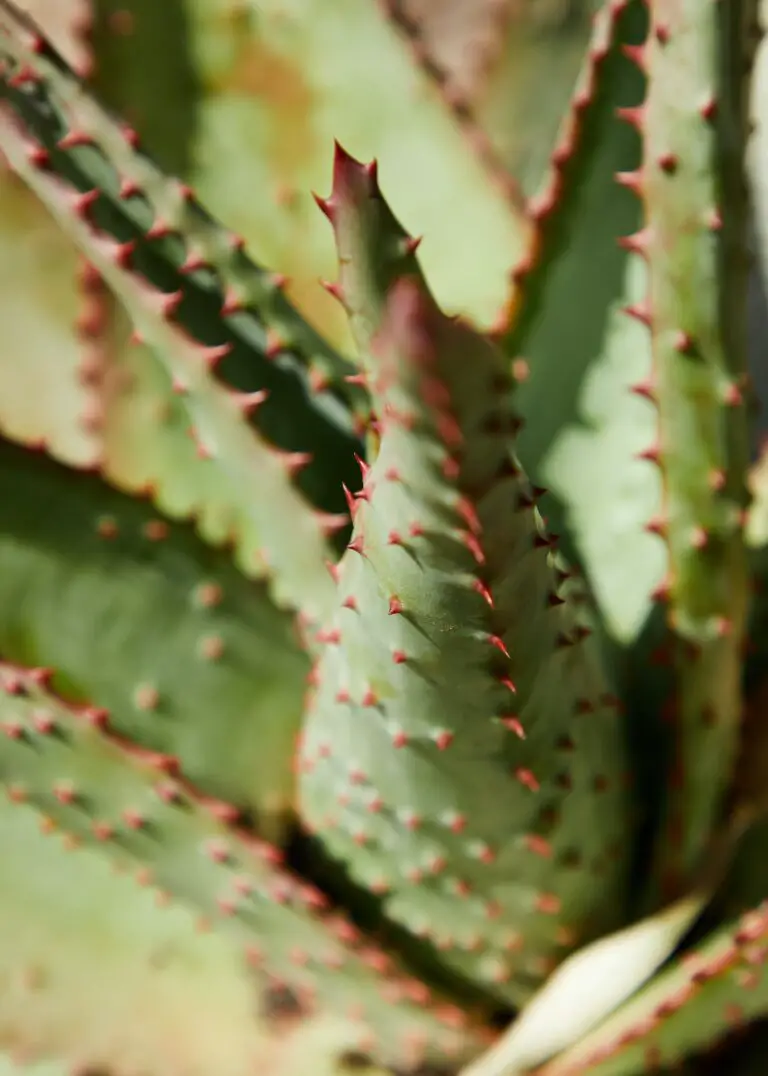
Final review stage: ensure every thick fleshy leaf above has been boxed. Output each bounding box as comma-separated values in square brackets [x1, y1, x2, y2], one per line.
[0, 161, 96, 466]
[0, 663, 489, 1073]
[630, 0, 753, 894]
[0, 801, 300, 1076]
[300, 186, 631, 1005]
[0, 435, 307, 838]
[492, 0, 663, 649]
[0, 1, 364, 603]
[0, 113, 348, 623]
[540, 254, 663, 645]
[0, 0, 96, 468]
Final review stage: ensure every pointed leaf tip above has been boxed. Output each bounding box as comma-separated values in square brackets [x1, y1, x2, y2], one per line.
[332, 139, 367, 180]
[331, 140, 379, 202]
[332, 139, 362, 166]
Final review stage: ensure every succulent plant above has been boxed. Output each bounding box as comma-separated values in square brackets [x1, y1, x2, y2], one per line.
[0, 0, 767, 1072]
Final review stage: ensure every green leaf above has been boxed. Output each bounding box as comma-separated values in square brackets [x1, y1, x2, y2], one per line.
[300, 169, 631, 1004]
[0, 112, 347, 622]
[540, 253, 663, 646]
[0, 158, 98, 467]
[0, 436, 307, 837]
[634, 0, 753, 894]
[0, 663, 489, 1073]
[0, 0, 365, 604]
[0, 800, 287, 1076]
[493, 0, 661, 650]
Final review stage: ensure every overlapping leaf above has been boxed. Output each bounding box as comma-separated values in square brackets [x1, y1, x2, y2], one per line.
[299, 150, 631, 1008]
[0, 663, 489, 1074]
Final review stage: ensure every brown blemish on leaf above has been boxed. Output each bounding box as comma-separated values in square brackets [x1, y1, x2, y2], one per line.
[215, 32, 319, 183]
[205, 17, 352, 351]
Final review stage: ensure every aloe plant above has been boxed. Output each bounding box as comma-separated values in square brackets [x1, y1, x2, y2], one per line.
[0, 0, 766, 1072]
